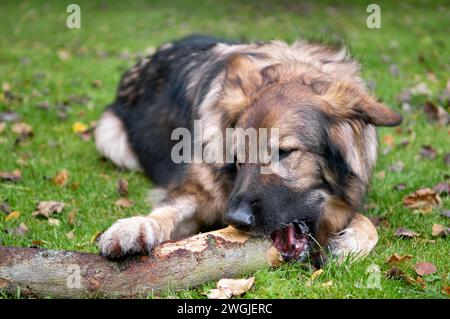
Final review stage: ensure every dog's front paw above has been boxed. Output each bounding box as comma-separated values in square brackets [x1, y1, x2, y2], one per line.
[98, 216, 157, 258]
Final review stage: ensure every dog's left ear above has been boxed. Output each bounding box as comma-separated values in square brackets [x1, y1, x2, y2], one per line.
[323, 82, 402, 127]
[355, 97, 403, 127]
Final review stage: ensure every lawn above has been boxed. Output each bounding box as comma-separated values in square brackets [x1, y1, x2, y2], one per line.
[0, 0, 449, 299]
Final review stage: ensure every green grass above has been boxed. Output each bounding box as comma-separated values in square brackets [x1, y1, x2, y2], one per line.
[0, 0, 449, 299]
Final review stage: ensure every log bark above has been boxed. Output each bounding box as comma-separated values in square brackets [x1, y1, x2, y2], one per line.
[0, 226, 280, 298]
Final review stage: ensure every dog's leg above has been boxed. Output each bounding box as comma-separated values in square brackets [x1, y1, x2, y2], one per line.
[327, 213, 378, 261]
[99, 168, 227, 258]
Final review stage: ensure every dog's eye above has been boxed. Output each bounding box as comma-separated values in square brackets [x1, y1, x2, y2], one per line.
[219, 162, 237, 174]
[278, 148, 296, 160]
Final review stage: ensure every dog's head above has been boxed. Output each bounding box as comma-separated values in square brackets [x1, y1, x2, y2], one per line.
[219, 54, 402, 259]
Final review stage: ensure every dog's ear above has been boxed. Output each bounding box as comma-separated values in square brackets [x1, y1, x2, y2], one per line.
[224, 54, 262, 96]
[323, 82, 402, 127]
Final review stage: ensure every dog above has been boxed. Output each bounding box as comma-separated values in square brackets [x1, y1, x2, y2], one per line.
[95, 35, 401, 265]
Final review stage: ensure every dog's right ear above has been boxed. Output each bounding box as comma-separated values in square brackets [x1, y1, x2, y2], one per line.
[221, 54, 264, 113]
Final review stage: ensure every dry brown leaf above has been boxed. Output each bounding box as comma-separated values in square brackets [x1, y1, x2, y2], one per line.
[431, 224, 449, 237]
[433, 182, 450, 195]
[414, 262, 437, 276]
[394, 227, 419, 238]
[443, 286, 450, 296]
[0, 202, 11, 215]
[423, 101, 449, 125]
[444, 153, 450, 166]
[382, 134, 395, 147]
[0, 169, 21, 182]
[386, 267, 405, 279]
[66, 231, 75, 240]
[12, 122, 33, 136]
[403, 188, 441, 211]
[8, 222, 29, 236]
[389, 161, 404, 173]
[117, 178, 129, 197]
[53, 169, 69, 187]
[91, 79, 103, 88]
[206, 288, 232, 299]
[420, 145, 437, 160]
[31, 239, 45, 247]
[67, 210, 77, 225]
[32, 201, 65, 218]
[5, 211, 20, 222]
[58, 49, 71, 61]
[115, 197, 134, 208]
[387, 253, 413, 265]
[48, 218, 60, 226]
[217, 277, 255, 296]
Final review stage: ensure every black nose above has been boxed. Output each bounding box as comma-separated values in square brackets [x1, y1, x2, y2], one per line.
[224, 202, 254, 230]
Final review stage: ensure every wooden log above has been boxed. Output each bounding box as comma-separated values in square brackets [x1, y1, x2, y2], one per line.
[0, 226, 280, 298]
[0, 214, 377, 298]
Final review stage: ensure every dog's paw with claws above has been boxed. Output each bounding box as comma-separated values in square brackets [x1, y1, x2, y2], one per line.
[98, 216, 157, 258]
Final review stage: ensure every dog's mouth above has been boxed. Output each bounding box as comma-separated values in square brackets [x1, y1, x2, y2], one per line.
[270, 220, 310, 261]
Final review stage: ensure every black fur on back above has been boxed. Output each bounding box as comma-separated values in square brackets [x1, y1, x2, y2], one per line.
[108, 35, 237, 186]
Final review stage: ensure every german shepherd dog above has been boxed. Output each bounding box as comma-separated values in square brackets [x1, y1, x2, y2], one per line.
[95, 35, 402, 265]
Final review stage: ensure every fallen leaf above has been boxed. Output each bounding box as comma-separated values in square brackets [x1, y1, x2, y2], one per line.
[206, 288, 232, 299]
[394, 183, 407, 191]
[310, 269, 324, 281]
[66, 231, 75, 240]
[115, 197, 133, 208]
[5, 211, 20, 221]
[423, 101, 449, 125]
[394, 227, 419, 238]
[8, 222, 29, 236]
[0, 202, 11, 215]
[32, 201, 65, 218]
[368, 215, 389, 228]
[216, 277, 255, 296]
[58, 48, 71, 61]
[420, 145, 437, 160]
[431, 224, 449, 237]
[0, 111, 21, 122]
[386, 267, 405, 279]
[72, 122, 88, 134]
[433, 182, 450, 195]
[387, 253, 413, 265]
[410, 82, 431, 96]
[90, 231, 102, 244]
[52, 169, 69, 187]
[389, 161, 404, 173]
[11, 122, 32, 136]
[414, 262, 437, 276]
[403, 188, 441, 211]
[0, 169, 21, 182]
[382, 134, 395, 147]
[91, 80, 103, 88]
[443, 286, 450, 296]
[67, 210, 77, 225]
[321, 280, 333, 288]
[31, 239, 45, 247]
[117, 178, 129, 197]
[48, 218, 60, 226]
[444, 153, 450, 166]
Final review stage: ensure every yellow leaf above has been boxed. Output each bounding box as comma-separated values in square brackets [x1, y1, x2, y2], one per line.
[310, 269, 324, 281]
[72, 122, 88, 134]
[5, 211, 20, 221]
